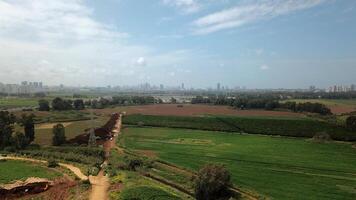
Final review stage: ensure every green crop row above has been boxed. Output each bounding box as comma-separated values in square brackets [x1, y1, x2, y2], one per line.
[123, 114, 356, 141]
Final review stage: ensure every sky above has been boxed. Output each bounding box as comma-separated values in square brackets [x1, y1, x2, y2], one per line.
[0, 0, 355, 89]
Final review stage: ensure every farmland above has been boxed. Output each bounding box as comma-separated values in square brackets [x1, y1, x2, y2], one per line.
[281, 99, 356, 114]
[0, 160, 61, 184]
[91, 104, 305, 117]
[119, 127, 356, 200]
[123, 114, 356, 141]
[0, 97, 39, 109]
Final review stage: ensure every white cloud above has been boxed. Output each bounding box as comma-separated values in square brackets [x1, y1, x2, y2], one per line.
[260, 64, 269, 70]
[162, 0, 200, 13]
[193, 0, 325, 34]
[136, 57, 147, 66]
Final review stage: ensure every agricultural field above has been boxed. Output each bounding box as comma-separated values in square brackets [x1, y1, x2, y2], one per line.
[92, 104, 304, 118]
[119, 127, 356, 200]
[123, 114, 356, 141]
[0, 97, 40, 109]
[0, 160, 61, 184]
[281, 99, 356, 114]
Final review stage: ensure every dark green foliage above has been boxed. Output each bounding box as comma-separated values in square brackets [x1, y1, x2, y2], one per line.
[38, 99, 50, 111]
[195, 164, 232, 200]
[12, 132, 29, 150]
[20, 114, 35, 143]
[346, 116, 356, 131]
[52, 124, 66, 146]
[0, 111, 16, 148]
[191, 95, 331, 115]
[123, 114, 356, 141]
[73, 99, 85, 110]
[52, 97, 73, 111]
[47, 158, 59, 168]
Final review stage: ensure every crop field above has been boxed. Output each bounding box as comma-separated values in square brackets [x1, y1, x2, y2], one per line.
[281, 99, 356, 114]
[0, 160, 61, 184]
[0, 97, 39, 109]
[123, 114, 356, 141]
[119, 127, 356, 200]
[92, 104, 304, 117]
[27, 116, 108, 145]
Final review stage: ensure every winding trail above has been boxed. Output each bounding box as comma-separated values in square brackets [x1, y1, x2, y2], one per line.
[89, 114, 122, 200]
[0, 156, 88, 181]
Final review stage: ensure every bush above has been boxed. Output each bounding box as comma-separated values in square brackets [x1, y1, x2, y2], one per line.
[4, 146, 16, 153]
[346, 116, 356, 131]
[47, 158, 59, 168]
[194, 164, 232, 200]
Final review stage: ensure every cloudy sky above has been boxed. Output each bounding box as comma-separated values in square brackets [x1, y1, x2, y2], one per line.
[0, 0, 355, 88]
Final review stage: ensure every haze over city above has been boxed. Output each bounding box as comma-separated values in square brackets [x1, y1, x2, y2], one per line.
[0, 0, 356, 88]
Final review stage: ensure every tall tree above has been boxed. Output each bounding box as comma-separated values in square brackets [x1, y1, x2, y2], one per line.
[194, 164, 232, 200]
[0, 111, 16, 148]
[52, 124, 66, 146]
[12, 132, 29, 149]
[38, 99, 50, 111]
[73, 99, 85, 110]
[20, 114, 35, 143]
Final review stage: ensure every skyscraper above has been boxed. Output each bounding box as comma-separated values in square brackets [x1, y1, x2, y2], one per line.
[217, 83, 221, 91]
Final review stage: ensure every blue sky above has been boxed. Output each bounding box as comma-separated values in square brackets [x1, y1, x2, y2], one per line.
[0, 0, 355, 89]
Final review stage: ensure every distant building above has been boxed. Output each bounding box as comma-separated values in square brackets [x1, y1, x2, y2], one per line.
[217, 83, 221, 91]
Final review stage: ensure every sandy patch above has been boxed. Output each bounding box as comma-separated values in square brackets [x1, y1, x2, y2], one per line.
[36, 122, 72, 129]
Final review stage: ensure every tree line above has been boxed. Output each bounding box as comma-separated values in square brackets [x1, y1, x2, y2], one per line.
[38, 96, 161, 111]
[191, 96, 332, 115]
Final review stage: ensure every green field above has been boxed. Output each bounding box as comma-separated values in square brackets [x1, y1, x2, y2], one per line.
[283, 99, 356, 107]
[0, 97, 39, 109]
[0, 160, 61, 184]
[120, 127, 356, 200]
[31, 117, 108, 145]
[123, 114, 356, 141]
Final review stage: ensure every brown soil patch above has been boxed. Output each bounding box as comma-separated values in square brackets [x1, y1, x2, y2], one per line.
[328, 105, 356, 114]
[36, 122, 72, 129]
[93, 104, 303, 117]
[136, 150, 158, 158]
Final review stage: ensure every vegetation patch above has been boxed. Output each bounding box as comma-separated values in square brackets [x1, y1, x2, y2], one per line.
[121, 127, 356, 200]
[123, 114, 356, 141]
[0, 160, 61, 184]
[119, 186, 181, 200]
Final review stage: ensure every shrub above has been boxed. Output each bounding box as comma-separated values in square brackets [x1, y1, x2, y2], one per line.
[194, 164, 232, 200]
[346, 116, 356, 131]
[47, 158, 59, 168]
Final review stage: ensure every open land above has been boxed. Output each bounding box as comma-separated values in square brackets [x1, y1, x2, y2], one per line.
[119, 127, 356, 200]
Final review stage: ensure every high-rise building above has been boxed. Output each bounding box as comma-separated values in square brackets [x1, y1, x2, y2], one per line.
[181, 83, 185, 90]
[217, 83, 221, 91]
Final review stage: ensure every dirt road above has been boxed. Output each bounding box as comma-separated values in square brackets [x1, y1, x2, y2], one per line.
[89, 114, 122, 200]
[0, 156, 88, 181]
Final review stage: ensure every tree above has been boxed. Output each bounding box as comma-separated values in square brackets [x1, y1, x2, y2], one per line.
[38, 99, 50, 111]
[194, 164, 232, 200]
[52, 97, 73, 111]
[52, 124, 66, 146]
[0, 111, 16, 149]
[12, 132, 29, 149]
[20, 114, 35, 143]
[74, 99, 85, 110]
[346, 116, 356, 131]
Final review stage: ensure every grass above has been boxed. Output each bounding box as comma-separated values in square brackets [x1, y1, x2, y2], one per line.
[119, 186, 182, 200]
[283, 99, 356, 107]
[120, 127, 356, 200]
[123, 114, 356, 141]
[33, 116, 108, 145]
[0, 160, 61, 184]
[0, 97, 40, 109]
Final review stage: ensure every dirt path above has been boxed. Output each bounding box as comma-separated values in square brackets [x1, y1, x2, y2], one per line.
[0, 156, 88, 181]
[89, 114, 122, 200]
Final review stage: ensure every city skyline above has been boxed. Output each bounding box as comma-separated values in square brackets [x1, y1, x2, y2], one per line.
[0, 0, 355, 88]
